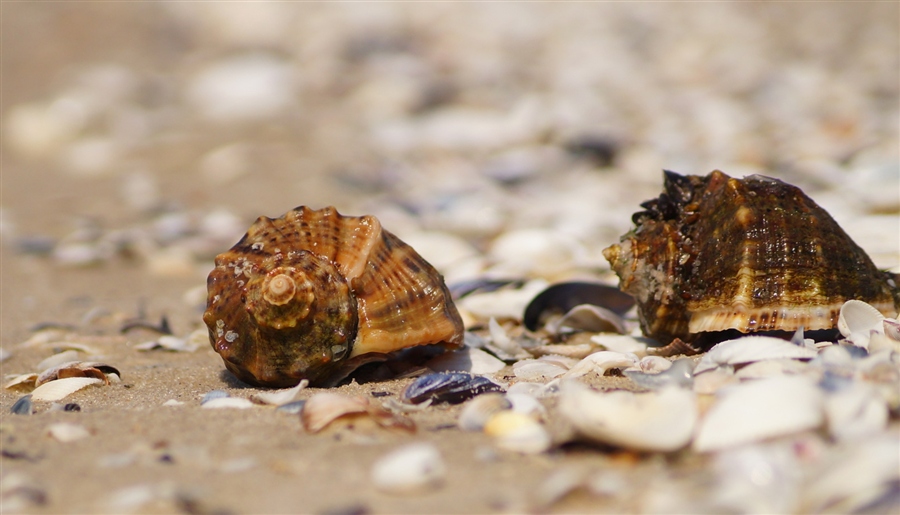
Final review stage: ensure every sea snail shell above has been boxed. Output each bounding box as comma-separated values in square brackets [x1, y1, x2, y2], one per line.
[202, 206, 465, 387]
[603, 170, 900, 344]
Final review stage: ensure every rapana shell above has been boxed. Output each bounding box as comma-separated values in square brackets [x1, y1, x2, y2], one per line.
[604, 170, 900, 343]
[31, 377, 103, 402]
[371, 443, 446, 494]
[693, 336, 817, 375]
[203, 206, 464, 387]
[557, 380, 697, 452]
[693, 376, 823, 452]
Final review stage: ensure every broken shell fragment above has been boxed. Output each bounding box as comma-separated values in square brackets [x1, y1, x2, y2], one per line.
[4, 374, 38, 391]
[249, 379, 308, 405]
[201, 397, 255, 409]
[10, 395, 33, 415]
[35, 361, 121, 387]
[301, 392, 414, 433]
[401, 373, 504, 405]
[203, 206, 465, 387]
[604, 170, 899, 344]
[693, 336, 817, 375]
[545, 304, 627, 335]
[31, 377, 103, 402]
[624, 358, 694, 390]
[557, 381, 697, 452]
[693, 376, 824, 452]
[371, 443, 446, 494]
[522, 281, 635, 332]
[561, 351, 638, 380]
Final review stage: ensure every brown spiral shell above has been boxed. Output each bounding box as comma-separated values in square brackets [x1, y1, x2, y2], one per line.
[603, 170, 900, 344]
[202, 206, 465, 387]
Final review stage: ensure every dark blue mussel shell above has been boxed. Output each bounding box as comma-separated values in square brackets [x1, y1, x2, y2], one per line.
[401, 372, 504, 404]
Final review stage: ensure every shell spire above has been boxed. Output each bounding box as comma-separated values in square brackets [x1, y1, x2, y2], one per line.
[604, 170, 900, 344]
[203, 206, 465, 387]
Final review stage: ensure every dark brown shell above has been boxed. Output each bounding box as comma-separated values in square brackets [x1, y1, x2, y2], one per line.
[603, 170, 900, 344]
[202, 206, 465, 387]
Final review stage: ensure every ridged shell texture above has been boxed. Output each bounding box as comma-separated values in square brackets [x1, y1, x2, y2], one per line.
[203, 206, 465, 387]
[603, 170, 899, 344]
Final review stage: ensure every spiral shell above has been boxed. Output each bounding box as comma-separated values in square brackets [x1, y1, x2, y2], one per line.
[603, 170, 900, 344]
[203, 206, 465, 387]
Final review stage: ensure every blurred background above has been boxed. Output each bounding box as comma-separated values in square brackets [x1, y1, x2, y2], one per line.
[2, 2, 898, 283]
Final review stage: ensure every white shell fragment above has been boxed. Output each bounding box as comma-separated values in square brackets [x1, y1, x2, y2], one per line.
[249, 379, 308, 405]
[693, 336, 817, 375]
[371, 443, 446, 494]
[693, 376, 824, 452]
[484, 411, 552, 454]
[557, 381, 697, 452]
[46, 422, 91, 442]
[562, 351, 638, 380]
[4, 373, 38, 391]
[134, 335, 197, 352]
[589, 334, 651, 355]
[201, 397, 255, 409]
[37, 350, 81, 371]
[824, 382, 888, 441]
[31, 377, 103, 402]
[513, 358, 569, 381]
[838, 299, 887, 349]
[548, 304, 626, 335]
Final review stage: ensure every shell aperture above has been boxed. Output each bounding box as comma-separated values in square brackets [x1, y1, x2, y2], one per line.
[603, 170, 900, 344]
[203, 206, 465, 387]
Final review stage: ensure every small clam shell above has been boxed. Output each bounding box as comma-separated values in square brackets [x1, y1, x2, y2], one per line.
[638, 356, 673, 374]
[302, 394, 415, 433]
[371, 443, 446, 494]
[693, 336, 817, 375]
[425, 347, 506, 375]
[31, 377, 103, 402]
[36, 350, 81, 372]
[458, 393, 511, 432]
[249, 379, 308, 405]
[589, 334, 652, 354]
[4, 373, 38, 391]
[624, 358, 694, 390]
[547, 304, 627, 335]
[838, 299, 886, 349]
[401, 373, 504, 405]
[522, 281, 635, 331]
[46, 422, 91, 442]
[558, 381, 697, 452]
[484, 411, 551, 454]
[693, 376, 824, 452]
[35, 361, 121, 387]
[512, 359, 569, 381]
[561, 351, 638, 380]
[301, 393, 369, 433]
